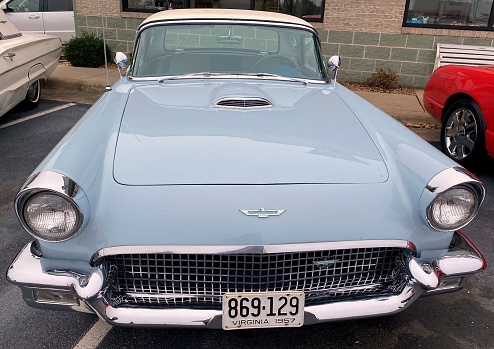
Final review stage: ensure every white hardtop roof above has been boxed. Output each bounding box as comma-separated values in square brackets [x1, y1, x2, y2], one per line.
[141, 9, 314, 28]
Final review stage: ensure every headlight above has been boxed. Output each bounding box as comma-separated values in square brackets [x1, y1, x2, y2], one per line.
[421, 167, 485, 232]
[23, 193, 80, 241]
[15, 171, 88, 242]
[427, 187, 478, 231]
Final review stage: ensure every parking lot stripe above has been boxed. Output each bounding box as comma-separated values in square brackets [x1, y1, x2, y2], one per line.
[0, 103, 76, 129]
[73, 319, 112, 349]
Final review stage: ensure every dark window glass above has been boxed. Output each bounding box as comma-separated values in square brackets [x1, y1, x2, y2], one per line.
[254, 0, 324, 22]
[404, 0, 494, 29]
[6, 0, 40, 12]
[45, 0, 71, 11]
[126, 0, 164, 11]
[123, 0, 324, 22]
[300, 0, 324, 21]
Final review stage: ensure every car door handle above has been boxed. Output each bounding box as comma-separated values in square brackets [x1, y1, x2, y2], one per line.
[3, 52, 15, 61]
[28, 15, 40, 19]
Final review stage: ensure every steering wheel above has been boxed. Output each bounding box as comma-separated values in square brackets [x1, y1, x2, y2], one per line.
[252, 54, 301, 72]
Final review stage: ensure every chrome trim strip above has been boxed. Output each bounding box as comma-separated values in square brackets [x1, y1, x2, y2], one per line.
[425, 167, 485, 199]
[0, 46, 61, 78]
[14, 171, 89, 242]
[91, 240, 412, 266]
[129, 73, 327, 85]
[420, 167, 485, 232]
[138, 19, 316, 35]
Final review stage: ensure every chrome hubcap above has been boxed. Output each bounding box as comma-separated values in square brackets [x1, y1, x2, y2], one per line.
[444, 108, 477, 160]
[27, 81, 39, 101]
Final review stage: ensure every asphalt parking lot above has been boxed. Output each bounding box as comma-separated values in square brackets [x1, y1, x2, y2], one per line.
[0, 99, 493, 349]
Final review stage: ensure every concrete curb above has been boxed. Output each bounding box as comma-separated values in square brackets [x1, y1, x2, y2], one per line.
[45, 64, 120, 94]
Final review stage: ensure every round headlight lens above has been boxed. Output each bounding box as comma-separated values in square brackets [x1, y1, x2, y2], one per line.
[23, 192, 80, 241]
[428, 187, 477, 231]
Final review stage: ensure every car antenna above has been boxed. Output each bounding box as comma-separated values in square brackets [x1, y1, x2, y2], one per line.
[100, 0, 111, 92]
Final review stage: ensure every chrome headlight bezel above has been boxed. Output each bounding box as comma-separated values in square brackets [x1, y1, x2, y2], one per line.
[420, 167, 485, 232]
[15, 171, 88, 242]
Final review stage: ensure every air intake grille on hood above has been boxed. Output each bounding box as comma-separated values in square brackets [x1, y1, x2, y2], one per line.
[214, 98, 272, 109]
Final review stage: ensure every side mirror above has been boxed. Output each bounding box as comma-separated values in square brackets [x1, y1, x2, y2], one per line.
[114, 52, 129, 76]
[327, 55, 341, 84]
[327, 55, 341, 72]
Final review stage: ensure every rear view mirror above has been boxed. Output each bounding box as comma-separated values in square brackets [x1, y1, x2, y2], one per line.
[217, 26, 243, 45]
[217, 35, 243, 45]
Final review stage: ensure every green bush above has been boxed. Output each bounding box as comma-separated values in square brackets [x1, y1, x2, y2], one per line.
[365, 68, 399, 90]
[63, 31, 112, 68]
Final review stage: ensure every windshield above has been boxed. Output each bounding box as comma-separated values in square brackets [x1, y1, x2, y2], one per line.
[131, 23, 327, 81]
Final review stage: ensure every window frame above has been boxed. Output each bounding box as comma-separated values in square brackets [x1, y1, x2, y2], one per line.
[402, 0, 494, 31]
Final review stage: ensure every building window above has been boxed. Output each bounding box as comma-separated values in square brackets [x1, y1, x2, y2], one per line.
[122, 0, 324, 22]
[403, 0, 494, 30]
[254, 0, 325, 22]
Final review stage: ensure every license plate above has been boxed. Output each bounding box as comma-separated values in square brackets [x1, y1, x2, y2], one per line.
[222, 292, 305, 330]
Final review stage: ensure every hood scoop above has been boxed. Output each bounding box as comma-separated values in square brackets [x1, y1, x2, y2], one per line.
[214, 97, 272, 109]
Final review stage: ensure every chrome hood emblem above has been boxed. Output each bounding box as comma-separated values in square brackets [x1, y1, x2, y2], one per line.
[313, 258, 341, 268]
[240, 208, 285, 218]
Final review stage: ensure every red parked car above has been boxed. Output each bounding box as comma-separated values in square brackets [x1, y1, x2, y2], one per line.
[423, 65, 494, 166]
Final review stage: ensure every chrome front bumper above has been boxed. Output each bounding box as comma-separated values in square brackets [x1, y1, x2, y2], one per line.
[6, 232, 485, 328]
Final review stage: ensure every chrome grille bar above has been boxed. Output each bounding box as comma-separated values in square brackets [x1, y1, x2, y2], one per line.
[104, 247, 407, 308]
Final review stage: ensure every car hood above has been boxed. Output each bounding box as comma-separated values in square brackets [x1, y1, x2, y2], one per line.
[114, 81, 388, 185]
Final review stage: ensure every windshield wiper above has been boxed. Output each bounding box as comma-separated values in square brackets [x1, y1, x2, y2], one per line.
[236, 73, 308, 85]
[158, 72, 225, 82]
[158, 72, 308, 85]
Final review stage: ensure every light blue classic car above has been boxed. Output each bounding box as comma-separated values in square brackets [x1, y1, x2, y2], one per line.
[7, 9, 486, 330]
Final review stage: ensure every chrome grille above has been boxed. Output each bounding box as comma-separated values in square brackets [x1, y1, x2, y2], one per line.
[214, 97, 272, 109]
[104, 247, 407, 308]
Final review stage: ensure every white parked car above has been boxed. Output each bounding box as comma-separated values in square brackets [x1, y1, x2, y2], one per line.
[0, 0, 74, 44]
[0, 8, 62, 117]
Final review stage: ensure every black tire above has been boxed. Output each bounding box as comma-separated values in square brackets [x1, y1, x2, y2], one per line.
[441, 99, 486, 166]
[21, 79, 41, 110]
